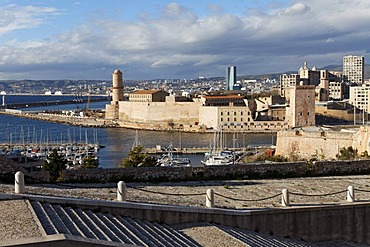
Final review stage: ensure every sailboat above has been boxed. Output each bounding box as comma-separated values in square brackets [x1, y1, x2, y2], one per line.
[201, 128, 240, 166]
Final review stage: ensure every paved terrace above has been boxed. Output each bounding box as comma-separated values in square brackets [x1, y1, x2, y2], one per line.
[1, 175, 370, 209]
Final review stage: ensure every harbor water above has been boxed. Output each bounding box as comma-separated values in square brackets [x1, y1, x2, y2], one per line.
[0, 95, 276, 168]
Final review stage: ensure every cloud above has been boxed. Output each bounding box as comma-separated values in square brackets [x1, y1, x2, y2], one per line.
[0, 4, 62, 36]
[280, 3, 310, 15]
[1, 1, 370, 80]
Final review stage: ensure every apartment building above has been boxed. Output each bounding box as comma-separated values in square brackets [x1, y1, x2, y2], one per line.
[343, 55, 364, 84]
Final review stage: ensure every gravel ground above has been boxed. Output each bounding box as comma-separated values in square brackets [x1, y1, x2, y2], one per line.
[173, 222, 246, 247]
[0, 199, 43, 240]
[1, 175, 370, 209]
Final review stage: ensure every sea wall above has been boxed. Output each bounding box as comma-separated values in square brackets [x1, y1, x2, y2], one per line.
[61, 160, 370, 183]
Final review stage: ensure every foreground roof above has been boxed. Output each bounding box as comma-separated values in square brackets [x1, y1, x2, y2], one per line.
[0, 195, 366, 246]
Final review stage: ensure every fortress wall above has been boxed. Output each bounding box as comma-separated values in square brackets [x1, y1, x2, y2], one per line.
[354, 127, 370, 155]
[199, 107, 219, 129]
[105, 104, 114, 119]
[275, 129, 355, 159]
[118, 101, 201, 125]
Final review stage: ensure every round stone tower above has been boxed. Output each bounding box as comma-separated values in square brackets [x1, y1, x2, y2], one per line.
[112, 69, 124, 102]
[112, 69, 124, 119]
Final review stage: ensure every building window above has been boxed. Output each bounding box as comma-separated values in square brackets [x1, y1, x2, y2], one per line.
[221, 112, 223, 116]
[221, 118, 223, 121]
[227, 112, 230, 116]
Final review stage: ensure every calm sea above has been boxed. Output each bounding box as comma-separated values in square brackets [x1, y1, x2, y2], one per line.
[0, 95, 275, 168]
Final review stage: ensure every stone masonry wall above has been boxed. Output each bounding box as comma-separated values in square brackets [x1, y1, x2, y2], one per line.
[62, 160, 370, 183]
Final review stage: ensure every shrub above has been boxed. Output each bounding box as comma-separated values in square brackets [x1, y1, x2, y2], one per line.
[336, 146, 357, 161]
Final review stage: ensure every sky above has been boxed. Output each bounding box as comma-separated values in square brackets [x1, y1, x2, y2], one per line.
[0, 0, 369, 80]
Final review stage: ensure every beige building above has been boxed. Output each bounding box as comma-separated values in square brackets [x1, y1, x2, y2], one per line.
[329, 82, 346, 100]
[279, 74, 299, 98]
[129, 90, 169, 102]
[201, 95, 245, 106]
[349, 83, 370, 113]
[198, 105, 289, 131]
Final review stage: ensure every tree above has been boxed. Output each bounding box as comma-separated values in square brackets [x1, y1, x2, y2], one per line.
[81, 155, 99, 169]
[120, 145, 157, 168]
[43, 149, 68, 181]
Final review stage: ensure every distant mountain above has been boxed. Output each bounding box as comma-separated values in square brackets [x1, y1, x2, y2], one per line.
[320, 64, 342, 71]
[321, 64, 370, 79]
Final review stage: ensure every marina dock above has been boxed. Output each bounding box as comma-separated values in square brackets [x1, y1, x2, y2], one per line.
[145, 145, 274, 155]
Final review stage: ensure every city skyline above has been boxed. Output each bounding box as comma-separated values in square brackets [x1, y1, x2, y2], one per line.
[0, 0, 370, 80]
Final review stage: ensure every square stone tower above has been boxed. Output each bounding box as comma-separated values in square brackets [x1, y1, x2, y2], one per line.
[286, 85, 316, 127]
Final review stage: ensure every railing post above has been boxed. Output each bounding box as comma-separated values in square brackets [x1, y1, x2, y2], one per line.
[281, 189, 289, 207]
[117, 181, 126, 201]
[347, 185, 355, 202]
[15, 171, 25, 194]
[206, 189, 214, 208]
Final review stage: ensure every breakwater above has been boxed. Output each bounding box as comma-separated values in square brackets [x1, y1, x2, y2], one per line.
[61, 159, 370, 183]
[4, 97, 108, 109]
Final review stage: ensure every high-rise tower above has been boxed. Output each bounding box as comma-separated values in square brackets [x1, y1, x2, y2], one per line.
[112, 69, 124, 119]
[226, 66, 236, 90]
[343, 55, 364, 84]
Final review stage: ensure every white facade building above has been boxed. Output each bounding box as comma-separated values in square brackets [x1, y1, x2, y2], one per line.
[349, 83, 370, 113]
[343, 55, 364, 84]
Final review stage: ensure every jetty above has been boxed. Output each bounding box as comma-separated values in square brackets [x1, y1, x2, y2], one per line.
[0, 111, 119, 128]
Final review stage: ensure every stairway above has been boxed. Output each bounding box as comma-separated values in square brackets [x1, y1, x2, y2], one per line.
[30, 200, 200, 247]
[214, 224, 314, 247]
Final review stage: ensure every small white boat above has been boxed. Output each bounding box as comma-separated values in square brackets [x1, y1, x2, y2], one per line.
[156, 143, 191, 167]
[201, 150, 238, 166]
[157, 154, 191, 167]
